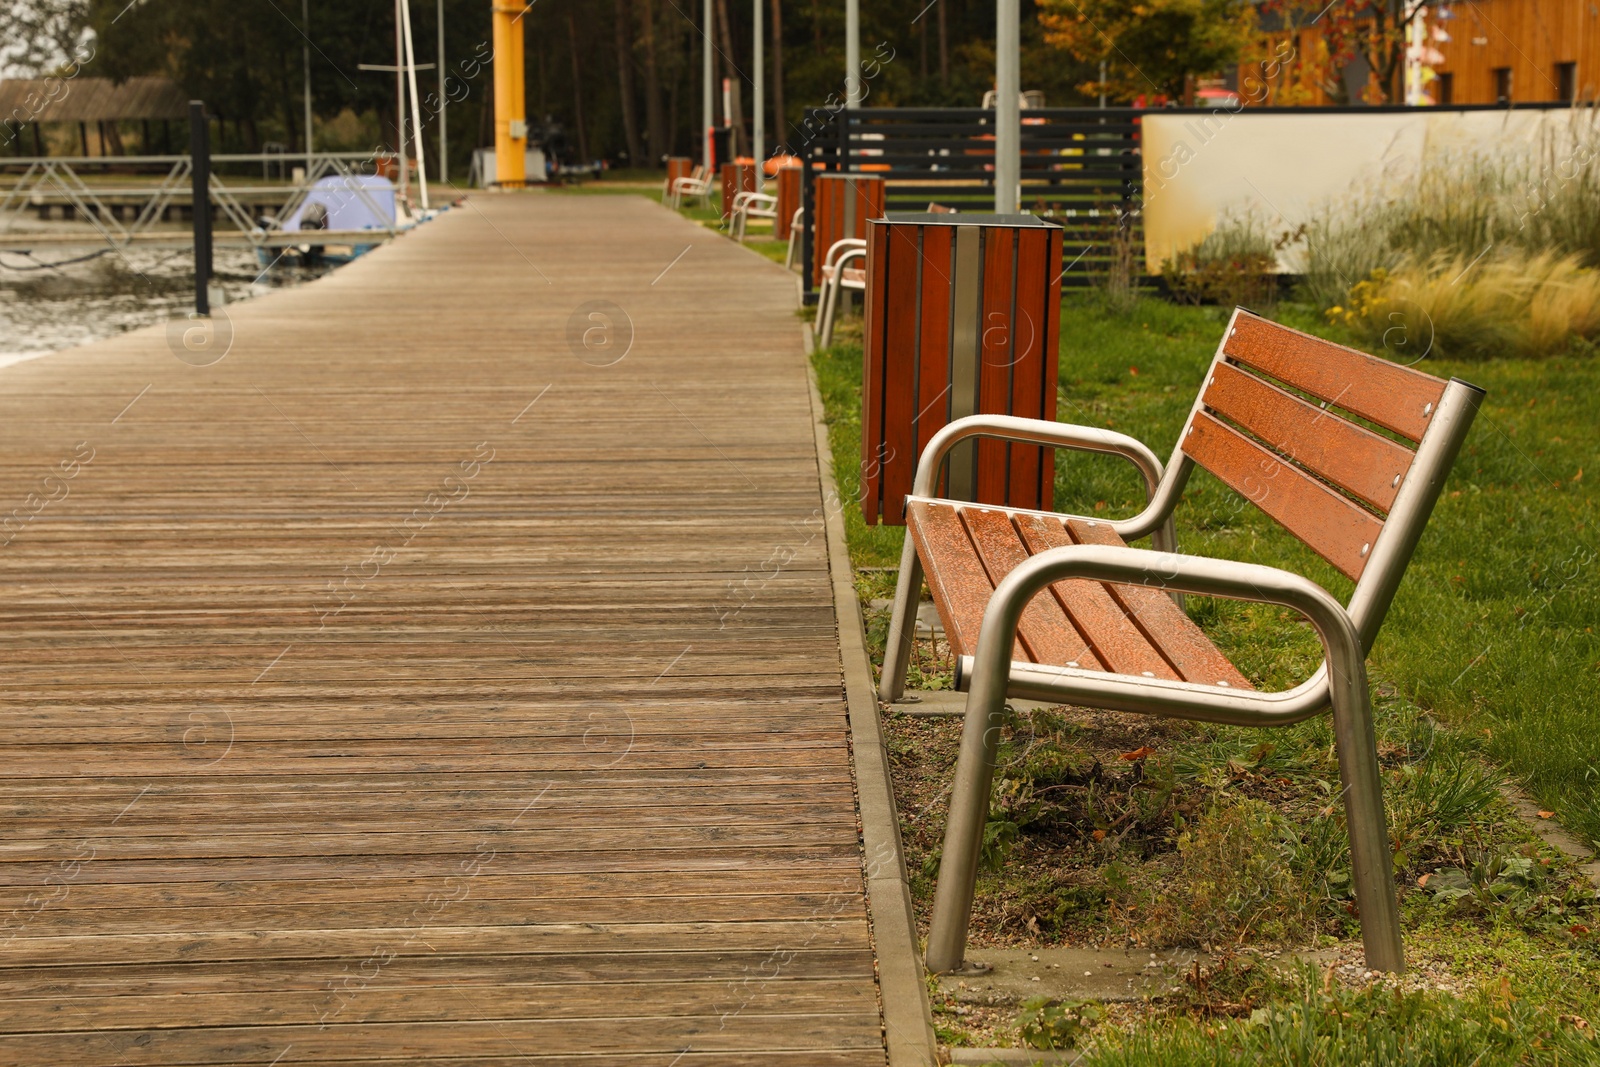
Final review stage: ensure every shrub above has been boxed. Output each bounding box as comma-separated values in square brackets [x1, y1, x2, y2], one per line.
[1161, 213, 1280, 310]
[1143, 797, 1320, 949]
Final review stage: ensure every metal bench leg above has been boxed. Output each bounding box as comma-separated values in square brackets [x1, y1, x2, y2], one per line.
[924, 580, 1024, 974]
[1329, 654, 1406, 973]
[784, 230, 798, 271]
[878, 536, 924, 703]
[818, 275, 839, 349]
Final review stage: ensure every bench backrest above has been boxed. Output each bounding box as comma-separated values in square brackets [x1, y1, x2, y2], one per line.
[1176, 309, 1483, 641]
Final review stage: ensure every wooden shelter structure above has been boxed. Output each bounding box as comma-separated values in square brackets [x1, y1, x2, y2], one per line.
[0, 76, 189, 156]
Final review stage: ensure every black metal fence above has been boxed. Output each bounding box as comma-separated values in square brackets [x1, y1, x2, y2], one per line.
[796, 106, 1142, 296]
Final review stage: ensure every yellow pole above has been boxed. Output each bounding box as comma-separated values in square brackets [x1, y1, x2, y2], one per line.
[492, 0, 526, 187]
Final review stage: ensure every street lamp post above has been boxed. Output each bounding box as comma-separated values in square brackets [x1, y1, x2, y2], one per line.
[754, 0, 764, 184]
[995, 0, 1020, 213]
[846, 0, 860, 109]
[703, 0, 715, 169]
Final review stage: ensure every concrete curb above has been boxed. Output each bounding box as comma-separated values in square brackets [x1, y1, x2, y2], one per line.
[803, 324, 939, 1066]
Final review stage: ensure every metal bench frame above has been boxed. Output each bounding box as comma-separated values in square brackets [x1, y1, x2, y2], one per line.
[816, 237, 867, 349]
[879, 308, 1485, 976]
[667, 165, 711, 209]
[784, 207, 805, 273]
[730, 189, 778, 242]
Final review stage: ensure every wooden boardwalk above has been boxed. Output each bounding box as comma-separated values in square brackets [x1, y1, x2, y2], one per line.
[0, 195, 885, 1064]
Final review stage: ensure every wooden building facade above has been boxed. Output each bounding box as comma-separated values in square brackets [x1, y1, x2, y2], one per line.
[1237, 1, 1600, 107]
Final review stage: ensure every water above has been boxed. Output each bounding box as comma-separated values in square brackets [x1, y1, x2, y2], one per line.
[0, 245, 333, 368]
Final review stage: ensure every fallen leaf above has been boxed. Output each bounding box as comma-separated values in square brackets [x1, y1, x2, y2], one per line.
[1092, 829, 1107, 841]
[1417, 873, 1432, 888]
[1572, 924, 1592, 936]
[1120, 746, 1155, 761]
[1538, 810, 1555, 819]
[1129, 366, 1139, 376]
[1574, 468, 1584, 482]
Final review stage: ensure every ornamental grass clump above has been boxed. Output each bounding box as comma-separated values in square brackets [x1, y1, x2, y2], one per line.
[1329, 249, 1600, 360]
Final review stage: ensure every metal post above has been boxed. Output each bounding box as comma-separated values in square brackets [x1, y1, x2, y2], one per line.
[845, 0, 860, 108]
[753, 0, 764, 184]
[491, 0, 526, 186]
[995, 0, 1020, 213]
[394, 0, 409, 207]
[302, 0, 314, 157]
[400, 0, 430, 209]
[702, 0, 714, 170]
[437, 0, 447, 182]
[188, 101, 211, 317]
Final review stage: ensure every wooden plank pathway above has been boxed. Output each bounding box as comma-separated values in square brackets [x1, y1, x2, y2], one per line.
[0, 194, 885, 1064]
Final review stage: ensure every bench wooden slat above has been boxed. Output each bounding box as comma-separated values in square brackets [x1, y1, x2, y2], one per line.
[959, 508, 1098, 667]
[1203, 361, 1415, 512]
[1184, 412, 1385, 581]
[1013, 514, 1175, 678]
[906, 500, 999, 659]
[1224, 312, 1446, 443]
[1065, 520, 1253, 690]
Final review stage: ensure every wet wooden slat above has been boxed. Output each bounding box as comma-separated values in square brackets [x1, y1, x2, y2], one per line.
[1224, 311, 1447, 443]
[1011, 515, 1172, 678]
[904, 500, 994, 657]
[1183, 412, 1386, 581]
[1064, 519, 1253, 689]
[1203, 360, 1415, 511]
[957, 507, 1092, 665]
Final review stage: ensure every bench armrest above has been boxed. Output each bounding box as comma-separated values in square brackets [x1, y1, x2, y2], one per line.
[732, 191, 777, 211]
[827, 246, 867, 275]
[955, 544, 1358, 726]
[909, 413, 1176, 551]
[822, 237, 867, 269]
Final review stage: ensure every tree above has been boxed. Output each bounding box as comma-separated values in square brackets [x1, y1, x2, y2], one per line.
[1037, 0, 1256, 103]
[0, 0, 90, 77]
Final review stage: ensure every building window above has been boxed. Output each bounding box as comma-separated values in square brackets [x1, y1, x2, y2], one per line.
[1557, 62, 1577, 103]
[1436, 72, 1454, 105]
[1493, 67, 1513, 104]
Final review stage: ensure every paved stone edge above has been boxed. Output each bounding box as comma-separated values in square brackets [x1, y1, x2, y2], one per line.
[804, 323, 939, 1067]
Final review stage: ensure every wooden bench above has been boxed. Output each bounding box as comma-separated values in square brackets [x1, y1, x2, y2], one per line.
[816, 237, 867, 348]
[784, 207, 805, 272]
[668, 164, 711, 209]
[730, 189, 778, 242]
[879, 309, 1485, 977]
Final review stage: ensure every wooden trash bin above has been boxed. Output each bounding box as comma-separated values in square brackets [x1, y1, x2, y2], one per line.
[719, 161, 757, 220]
[663, 156, 693, 198]
[811, 173, 885, 289]
[774, 165, 802, 241]
[860, 213, 1065, 526]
